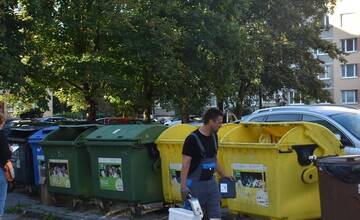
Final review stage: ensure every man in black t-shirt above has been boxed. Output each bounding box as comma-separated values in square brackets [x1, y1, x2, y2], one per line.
[181, 108, 233, 220]
[182, 129, 218, 177]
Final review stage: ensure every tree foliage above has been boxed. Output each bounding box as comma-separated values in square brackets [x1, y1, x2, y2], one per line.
[0, 0, 343, 120]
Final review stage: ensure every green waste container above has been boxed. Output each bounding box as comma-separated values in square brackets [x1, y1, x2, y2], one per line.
[85, 125, 167, 203]
[40, 125, 100, 197]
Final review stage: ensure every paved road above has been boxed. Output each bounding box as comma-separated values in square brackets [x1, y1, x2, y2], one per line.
[3, 187, 259, 220]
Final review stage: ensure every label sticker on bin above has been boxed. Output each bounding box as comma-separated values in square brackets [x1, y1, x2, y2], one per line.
[98, 158, 124, 192]
[170, 163, 182, 186]
[232, 163, 269, 207]
[49, 159, 71, 188]
[170, 163, 182, 198]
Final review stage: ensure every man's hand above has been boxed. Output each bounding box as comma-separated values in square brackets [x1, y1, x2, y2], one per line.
[222, 175, 236, 182]
[181, 187, 191, 201]
[216, 163, 235, 181]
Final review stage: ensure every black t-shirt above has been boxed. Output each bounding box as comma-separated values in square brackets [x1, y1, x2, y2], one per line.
[182, 130, 218, 175]
[0, 130, 11, 167]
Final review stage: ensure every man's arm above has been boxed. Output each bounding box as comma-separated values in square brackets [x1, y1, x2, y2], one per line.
[217, 161, 235, 180]
[181, 155, 192, 189]
[216, 162, 226, 178]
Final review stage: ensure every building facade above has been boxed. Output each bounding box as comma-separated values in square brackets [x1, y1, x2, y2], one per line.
[317, 0, 360, 107]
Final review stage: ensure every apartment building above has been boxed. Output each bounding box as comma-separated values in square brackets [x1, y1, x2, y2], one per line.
[317, 0, 360, 107]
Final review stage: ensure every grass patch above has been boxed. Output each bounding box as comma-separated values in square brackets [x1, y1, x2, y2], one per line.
[42, 213, 58, 220]
[5, 203, 25, 214]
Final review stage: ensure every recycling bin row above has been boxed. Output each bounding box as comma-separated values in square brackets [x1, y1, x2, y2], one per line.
[7, 122, 348, 219]
[7, 123, 167, 205]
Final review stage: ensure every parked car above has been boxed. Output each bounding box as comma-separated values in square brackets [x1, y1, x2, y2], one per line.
[2, 118, 21, 135]
[155, 117, 173, 124]
[241, 105, 360, 154]
[164, 118, 202, 127]
[96, 117, 145, 125]
[164, 116, 204, 127]
[165, 112, 238, 127]
[34, 117, 67, 123]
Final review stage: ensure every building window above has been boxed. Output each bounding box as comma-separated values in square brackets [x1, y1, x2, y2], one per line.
[341, 90, 358, 104]
[341, 64, 357, 78]
[210, 96, 217, 107]
[341, 38, 357, 52]
[315, 49, 327, 55]
[323, 81, 332, 89]
[322, 15, 330, 29]
[289, 91, 303, 105]
[319, 64, 331, 80]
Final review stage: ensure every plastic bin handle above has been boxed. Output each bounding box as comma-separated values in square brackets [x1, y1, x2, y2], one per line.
[292, 144, 318, 166]
[302, 167, 318, 184]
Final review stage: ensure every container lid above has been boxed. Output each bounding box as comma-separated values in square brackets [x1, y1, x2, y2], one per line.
[317, 155, 360, 165]
[155, 123, 240, 144]
[28, 126, 59, 143]
[7, 127, 42, 141]
[217, 124, 238, 140]
[220, 122, 342, 155]
[155, 124, 198, 144]
[86, 125, 167, 145]
[317, 155, 360, 184]
[40, 124, 100, 146]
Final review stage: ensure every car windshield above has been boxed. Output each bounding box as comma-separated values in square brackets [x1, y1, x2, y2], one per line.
[330, 112, 360, 140]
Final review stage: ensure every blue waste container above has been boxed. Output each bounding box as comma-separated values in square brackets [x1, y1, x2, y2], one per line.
[29, 126, 59, 186]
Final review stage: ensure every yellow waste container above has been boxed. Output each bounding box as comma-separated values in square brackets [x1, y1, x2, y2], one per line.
[219, 122, 343, 220]
[156, 123, 238, 204]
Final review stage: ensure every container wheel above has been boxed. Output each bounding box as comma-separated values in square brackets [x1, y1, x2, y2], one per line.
[98, 199, 112, 211]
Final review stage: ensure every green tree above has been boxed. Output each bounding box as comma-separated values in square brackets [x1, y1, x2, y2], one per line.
[103, 1, 184, 122]
[232, 0, 343, 115]
[21, 0, 128, 121]
[0, 0, 50, 116]
[168, 0, 342, 117]
[0, 0, 25, 89]
[158, 1, 223, 122]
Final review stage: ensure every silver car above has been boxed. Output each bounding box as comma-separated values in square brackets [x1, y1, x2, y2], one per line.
[242, 105, 360, 154]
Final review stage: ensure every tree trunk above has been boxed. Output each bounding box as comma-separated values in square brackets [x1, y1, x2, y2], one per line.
[82, 82, 97, 122]
[217, 98, 224, 111]
[143, 106, 152, 123]
[85, 96, 97, 122]
[143, 75, 154, 123]
[234, 81, 250, 117]
[259, 87, 263, 109]
[181, 98, 190, 123]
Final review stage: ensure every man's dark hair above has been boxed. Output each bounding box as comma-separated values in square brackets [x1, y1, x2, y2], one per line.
[203, 108, 224, 124]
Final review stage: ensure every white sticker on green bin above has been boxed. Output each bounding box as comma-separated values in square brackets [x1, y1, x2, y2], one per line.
[48, 159, 71, 188]
[232, 163, 269, 207]
[98, 158, 124, 192]
[169, 163, 182, 186]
